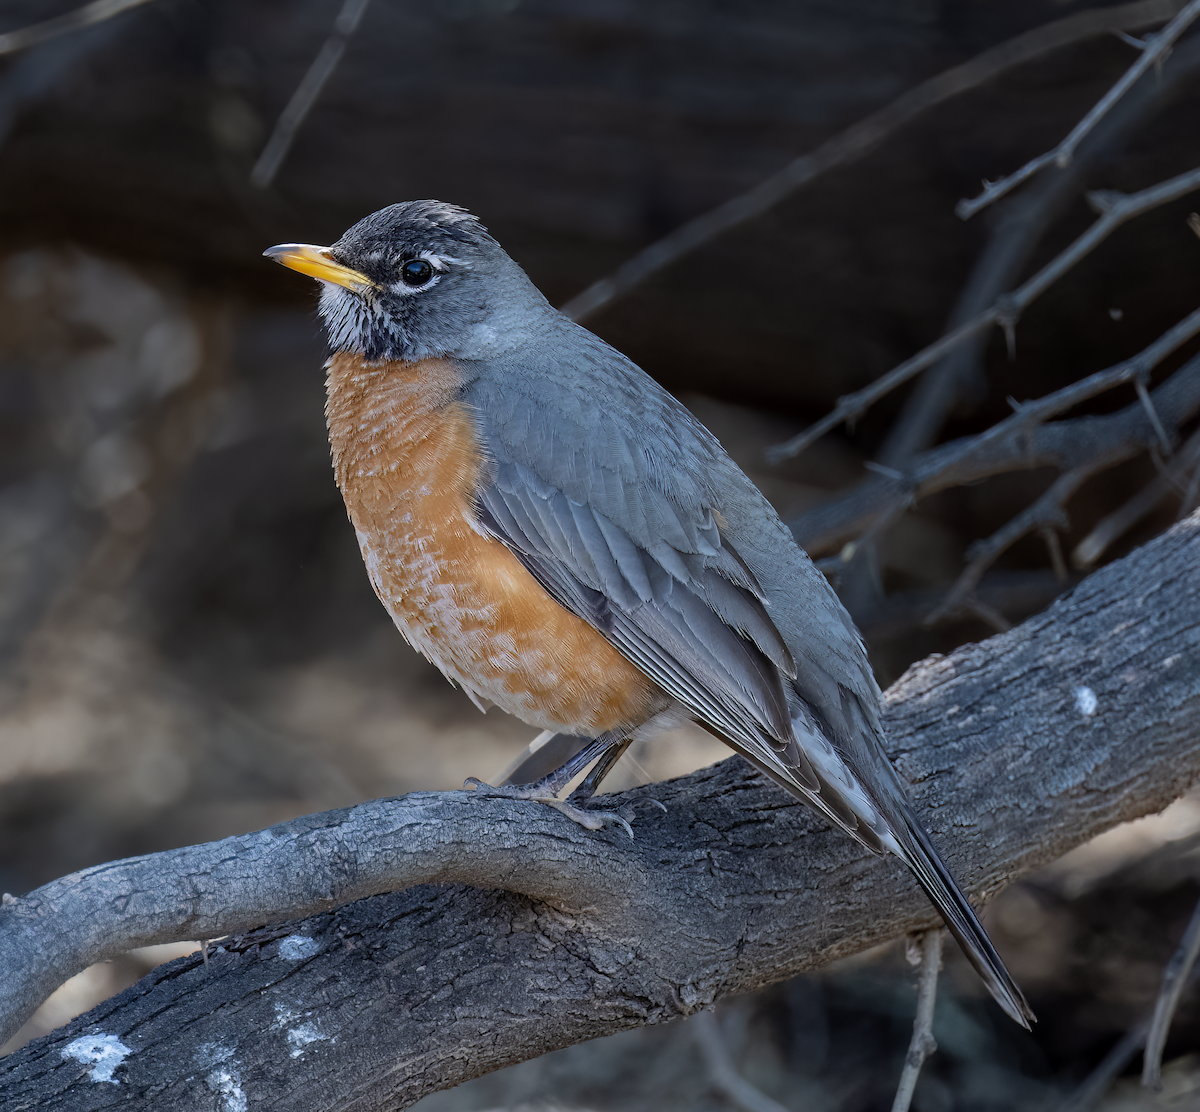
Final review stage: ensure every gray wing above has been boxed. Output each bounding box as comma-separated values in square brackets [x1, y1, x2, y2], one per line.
[474, 449, 897, 847]
[466, 320, 895, 845]
[476, 457, 899, 849]
[476, 459, 797, 748]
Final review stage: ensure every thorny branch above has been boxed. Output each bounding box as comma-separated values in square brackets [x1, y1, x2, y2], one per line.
[957, 0, 1200, 219]
[768, 166, 1200, 463]
[1072, 424, 1200, 567]
[925, 467, 1098, 624]
[876, 32, 1200, 476]
[558, 0, 1191, 322]
[790, 315, 1200, 559]
[815, 39, 1200, 615]
[923, 325, 1200, 621]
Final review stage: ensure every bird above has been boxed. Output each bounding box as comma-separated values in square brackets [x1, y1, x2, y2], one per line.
[264, 199, 1034, 1028]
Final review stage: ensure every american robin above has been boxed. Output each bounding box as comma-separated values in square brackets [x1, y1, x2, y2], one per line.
[265, 200, 1034, 1028]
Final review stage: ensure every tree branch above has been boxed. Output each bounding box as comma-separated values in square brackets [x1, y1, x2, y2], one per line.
[1072, 424, 1200, 568]
[956, 0, 1200, 219]
[790, 338, 1200, 557]
[768, 165, 1200, 464]
[0, 0, 157, 57]
[250, 0, 373, 189]
[890, 931, 943, 1112]
[558, 0, 1192, 323]
[1142, 892, 1200, 1089]
[2, 511, 1199, 1109]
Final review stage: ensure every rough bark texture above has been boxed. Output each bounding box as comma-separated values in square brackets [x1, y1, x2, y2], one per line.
[1, 510, 1198, 1110]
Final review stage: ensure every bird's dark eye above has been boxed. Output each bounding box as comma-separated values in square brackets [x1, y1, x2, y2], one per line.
[400, 259, 434, 287]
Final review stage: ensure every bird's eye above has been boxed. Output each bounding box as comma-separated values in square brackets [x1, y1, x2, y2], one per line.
[400, 259, 435, 287]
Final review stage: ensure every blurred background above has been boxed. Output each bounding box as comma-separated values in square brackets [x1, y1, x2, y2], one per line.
[1, 0, 1200, 1108]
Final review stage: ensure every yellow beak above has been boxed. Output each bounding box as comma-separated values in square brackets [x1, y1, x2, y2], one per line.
[263, 243, 378, 293]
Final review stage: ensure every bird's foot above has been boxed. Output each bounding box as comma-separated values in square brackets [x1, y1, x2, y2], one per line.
[463, 777, 663, 838]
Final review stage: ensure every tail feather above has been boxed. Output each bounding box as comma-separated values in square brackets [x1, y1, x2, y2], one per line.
[886, 810, 1035, 1029]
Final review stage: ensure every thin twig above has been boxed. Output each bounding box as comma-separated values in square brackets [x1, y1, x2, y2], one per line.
[1181, 454, 1200, 517]
[927, 314, 1200, 604]
[0, 0, 156, 56]
[891, 930, 943, 1112]
[1058, 892, 1200, 1109]
[927, 344, 1200, 622]
[250, 0, 372, 189]
[1135, 377, 1174, 451]
[927, 467, 1096, 625]
[874, 14, 1193, 472]
[1142, 892, 1200, 1089]
[957, 0, 1200, 219]
[1060, 1020, 1150, 1112]
[834, 72, 1175, 613]
[1072, 426, 1200, 567]
[877, 171, 1085, 469]
[770, 167, 1200, 463]
[1042, 527, 1070, 581]
[851, 570, 1074, 643]
[791, 322, 1200, 558]
[559, 0, 1190, 322]
[691, 1008, 790, 1112]
[813, 322, 1200, 622]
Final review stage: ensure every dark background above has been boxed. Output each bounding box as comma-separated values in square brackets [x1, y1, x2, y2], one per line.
[1, 1, 1199, 1108]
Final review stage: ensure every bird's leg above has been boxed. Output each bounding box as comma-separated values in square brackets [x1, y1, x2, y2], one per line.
[465, 732, 641, 835]
[565, 737, 631, 803]
[499, 732, 593, 788]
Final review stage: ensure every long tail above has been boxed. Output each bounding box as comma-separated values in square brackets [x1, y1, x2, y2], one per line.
[745, 702, 1035, 1029]
[884, 807, 1034, 1029]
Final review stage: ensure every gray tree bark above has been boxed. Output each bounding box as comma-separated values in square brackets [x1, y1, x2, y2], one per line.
[2, 510, 1199, 1111]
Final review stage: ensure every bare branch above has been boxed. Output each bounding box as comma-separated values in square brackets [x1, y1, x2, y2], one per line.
[769, 167, 1200, 463]
[559, 0, 1191, 322]
[890, 931, 943, 1112]
[851, 570, 1074, 645]
[789, 320, 1200, 557]
[1142, 893, 1200, 1089]
[926, 464, 1098, 624]
[250, 0, 373, 189]
[1136, 377, 1174, 452]
[956, 0, 1200, 219]
[1061, 1020, 1151, 1112]
[924, 338, 1200, 621]
[1072, 426, 1200, 567]
[2, 513, 1200, 1109]
[691, 1009, 790, 1112]
[0, 0, 157, 56]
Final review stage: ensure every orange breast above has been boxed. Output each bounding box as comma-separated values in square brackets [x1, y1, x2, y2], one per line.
[325, 352, 668, 736]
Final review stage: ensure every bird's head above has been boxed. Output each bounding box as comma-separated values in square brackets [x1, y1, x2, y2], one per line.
[265, 200, 550, 362]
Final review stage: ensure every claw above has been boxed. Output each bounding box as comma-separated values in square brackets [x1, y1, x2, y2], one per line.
[464, 777, 649, 837]
[547, 799, 634, 837]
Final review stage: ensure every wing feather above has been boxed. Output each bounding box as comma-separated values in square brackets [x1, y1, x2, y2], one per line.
[476, 461, 812, 790]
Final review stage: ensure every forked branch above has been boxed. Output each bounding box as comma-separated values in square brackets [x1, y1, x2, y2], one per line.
[957, 0, 1200, 219]
[769, 168, 1200, 463]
